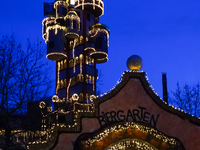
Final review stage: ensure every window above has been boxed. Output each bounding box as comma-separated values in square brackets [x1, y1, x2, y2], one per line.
[96, 37, 102, 49]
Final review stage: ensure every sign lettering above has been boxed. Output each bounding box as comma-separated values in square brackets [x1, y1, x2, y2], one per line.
[98, 106, 160, 127]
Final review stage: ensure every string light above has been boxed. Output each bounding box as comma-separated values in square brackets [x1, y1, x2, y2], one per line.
[107, 139, 158, 150]
[75, 0, 104, 17]
[89, 28, 109, 46]
[73, 39, 77, 73]
[86, 122, 177, 146]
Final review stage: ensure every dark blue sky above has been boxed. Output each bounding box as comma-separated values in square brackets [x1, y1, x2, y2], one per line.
[1, 0, 200, 99]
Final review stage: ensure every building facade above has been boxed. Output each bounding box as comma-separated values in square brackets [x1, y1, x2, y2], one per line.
[28, 0, 200, 149]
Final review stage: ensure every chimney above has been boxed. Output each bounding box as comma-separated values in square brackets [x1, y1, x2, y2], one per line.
[162, 73, 168, 104]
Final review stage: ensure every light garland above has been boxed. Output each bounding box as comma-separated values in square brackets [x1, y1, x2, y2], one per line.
[72, 93, 79, 101]
[73, 39, 77, 73]
[107, 139, 158, 150]
[92, 76, 95, 91]
[46, 25, 67, 42]
[42, 17, 56, 40]
[52, 95, 59, 102]
[46, 52, 67, 60]
[64, 11, 80, 31]
[57, 74, 95, 90]
[89, 28, 109, 39]
[86, 122, 177, 146]
[39, 101, 46, 109]
[53, 1, 68, 9]
[95, 57, 108, 63]
[84, 47, 96, 54]
[90, 51, 108, 60]
[67, 78, 72, 101]
[80, 54, 83, 73]
[56, 61, 60, 94]
[65, 32, 79, 39]
[75, 0, 104, 17]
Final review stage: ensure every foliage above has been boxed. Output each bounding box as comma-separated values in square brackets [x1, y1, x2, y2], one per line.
[0, 35, 52, 150]
[170, 82, 200, 118]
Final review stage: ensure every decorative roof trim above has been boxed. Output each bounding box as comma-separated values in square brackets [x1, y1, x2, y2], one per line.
[94, 72, 200, 126]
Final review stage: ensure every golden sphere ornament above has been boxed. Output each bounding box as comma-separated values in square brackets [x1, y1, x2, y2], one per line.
[127, 55, 143, 71]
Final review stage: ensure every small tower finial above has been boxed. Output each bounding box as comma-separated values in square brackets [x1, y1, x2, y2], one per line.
[126, 55, 143, 71]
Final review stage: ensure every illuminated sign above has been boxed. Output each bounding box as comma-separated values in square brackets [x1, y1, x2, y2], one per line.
[98, 106, 160, 127]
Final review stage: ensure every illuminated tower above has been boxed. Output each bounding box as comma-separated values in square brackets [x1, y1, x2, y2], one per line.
[42, 0, 110, 113]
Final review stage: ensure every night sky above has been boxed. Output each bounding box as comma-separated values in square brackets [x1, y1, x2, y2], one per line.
[1, 0, 200, 100]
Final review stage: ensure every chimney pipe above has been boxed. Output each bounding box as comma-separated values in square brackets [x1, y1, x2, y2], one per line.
[162, 73, 168, 104]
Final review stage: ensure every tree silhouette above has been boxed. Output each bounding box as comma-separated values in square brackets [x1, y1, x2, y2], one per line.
[170, 83, 200, 118]
[0, 36, 52, 150]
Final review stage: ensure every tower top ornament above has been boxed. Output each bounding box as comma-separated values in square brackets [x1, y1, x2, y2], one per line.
[127, 55, 143, 71]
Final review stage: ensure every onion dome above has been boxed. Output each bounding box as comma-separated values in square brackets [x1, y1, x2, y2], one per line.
[64, 10, 80, 39]
[74, 0, 104, 17]
[89, 23, 110, 64]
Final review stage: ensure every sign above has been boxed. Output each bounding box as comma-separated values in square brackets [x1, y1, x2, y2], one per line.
[98, 106, 160, 127]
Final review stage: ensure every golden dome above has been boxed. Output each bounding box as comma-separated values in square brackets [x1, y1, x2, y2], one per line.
[66, 10, 78, 16]
[127, 55, 143, 71]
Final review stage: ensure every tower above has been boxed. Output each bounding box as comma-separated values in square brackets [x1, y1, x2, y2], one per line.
[23, 1, 200, 149]
[42, 0, 110, 121]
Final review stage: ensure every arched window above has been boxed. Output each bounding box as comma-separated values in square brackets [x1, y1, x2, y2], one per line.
[96, 37, 102, 49]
